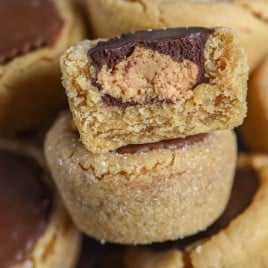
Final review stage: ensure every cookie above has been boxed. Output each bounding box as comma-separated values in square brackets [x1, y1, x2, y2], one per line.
[124, 154, 268, 268]
[0, 0, 85, 134]
[85, 0, 268, 72]
[240, 55, 268, 153]
[45, 112, 236, 244]
[0, 138, 81, 268]
[61, 27, 248, 153]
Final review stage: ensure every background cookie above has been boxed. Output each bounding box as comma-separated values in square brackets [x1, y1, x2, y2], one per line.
[0, 139, 81, 268]
[45, 112, 236, 244]
[61, 27, 247, 153]
[85, 0, 268, 72]
[0, 0, 86, 135]
[124, 154, 268, 268]
[240, 55, 268, 153]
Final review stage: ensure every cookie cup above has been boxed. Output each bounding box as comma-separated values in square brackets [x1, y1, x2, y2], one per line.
[45, 112, 236, 244]
[0, 139, 81, 268]
[0, 0, 86, 134]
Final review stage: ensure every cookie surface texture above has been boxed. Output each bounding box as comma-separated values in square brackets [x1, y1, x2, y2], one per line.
[45, 112, 236, 244]
[124, 154, 268, 268]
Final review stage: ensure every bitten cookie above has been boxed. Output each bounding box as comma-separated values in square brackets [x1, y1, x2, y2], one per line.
[45, 112, 236, 244]
[61, 27, 248, 153]
[85, 0, 268, 71]
[0, 0, 85, 134]
[124, 154, 268, 268]
[0, 139, 81, 268]
[240, 55, 268, 153]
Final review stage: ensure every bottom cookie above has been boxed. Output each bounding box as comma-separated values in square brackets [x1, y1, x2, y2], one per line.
[0, 139, 81, 268]
[45, 112, 236, 244]
[125, 154, 268, 268]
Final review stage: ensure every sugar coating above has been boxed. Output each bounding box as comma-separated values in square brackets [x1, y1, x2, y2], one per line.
[61, 27, 248, 153]
[45, 113, 237, 244]
[125, 155, 268, 268]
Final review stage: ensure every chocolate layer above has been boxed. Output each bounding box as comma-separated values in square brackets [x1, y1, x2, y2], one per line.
[0, 0, 64, 64]
[0, 150, 52, 267]
[88, 27, 214, 107]
[116, 134, 207, 154]
[150, 167, 259, 251]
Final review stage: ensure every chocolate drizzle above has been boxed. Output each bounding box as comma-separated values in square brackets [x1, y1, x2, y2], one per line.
[0, 0, 64, 64]
[88, 27, 214, 107]
[0, 150, 52, 267]
[116, 134, 207, 154]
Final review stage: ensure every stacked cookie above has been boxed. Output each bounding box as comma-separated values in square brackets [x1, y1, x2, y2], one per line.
[45, 26, 248, 245]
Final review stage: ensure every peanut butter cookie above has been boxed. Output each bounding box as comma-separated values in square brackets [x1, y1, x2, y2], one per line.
[0, 0, 85, 134]
[45, 112, 236, 244]
[0, 138, 81, 268]
[61, 27, 248, 153]
[240, 55, 268, 153]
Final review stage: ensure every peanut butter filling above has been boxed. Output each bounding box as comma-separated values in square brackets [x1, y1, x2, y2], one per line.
[97, 47, 199, 103]
[88, 27, 214, 107]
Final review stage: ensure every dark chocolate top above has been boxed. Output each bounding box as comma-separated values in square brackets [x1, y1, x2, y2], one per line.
[116, 134, 207, 154]
[89, 27, 214, 71]
[0, 0, 64, 64]
[0, 150, 52, 267]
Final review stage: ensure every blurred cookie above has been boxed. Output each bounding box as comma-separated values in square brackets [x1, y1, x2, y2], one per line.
[76, 237, 125, 268]
[0, 0, 86, 134]
[0, 139, 81, 268]
[85, 0, 268, 71]
[61, 27, 247, 153]
[240, 55, 268, 153]
[125, 154, 268, 268]
[45, 112, 236, 244]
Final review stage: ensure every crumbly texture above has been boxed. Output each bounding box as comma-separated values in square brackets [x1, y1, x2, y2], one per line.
[61, 27, 248, 153]
[0, 139, 81, 268]
[240, 55, 268, 153]
[85, 0, 268, 72]
[0, 0, 86, 135]
[125, 154, 268, 268]
[45, 112, 236, 244]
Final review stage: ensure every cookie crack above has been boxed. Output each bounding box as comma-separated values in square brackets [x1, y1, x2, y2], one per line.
[123, 0, 147, 13]
[240, 3, 268, 25]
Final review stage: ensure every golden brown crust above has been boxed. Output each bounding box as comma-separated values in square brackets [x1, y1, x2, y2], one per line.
[0, 138, 81, 268]
[85, 0, 268, 72]
[240, 55, 268, 153]
[45, 112, 237, 244]
[0, 0, 86, 135]
[124, 154, 268, 268]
